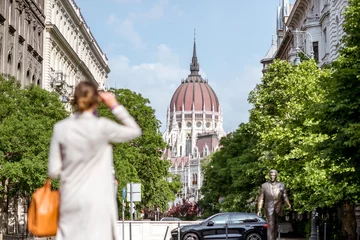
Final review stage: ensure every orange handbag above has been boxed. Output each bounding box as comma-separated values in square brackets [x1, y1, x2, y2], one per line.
[27, 178, 59, 237]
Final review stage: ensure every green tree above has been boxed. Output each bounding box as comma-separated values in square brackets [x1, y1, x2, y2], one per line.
[0, 75, 68, 232]
[315, 0, 360, 237]
[97, 88, 181, 215]
[200, 123, 263, 215]
[248, 59, 336, 213]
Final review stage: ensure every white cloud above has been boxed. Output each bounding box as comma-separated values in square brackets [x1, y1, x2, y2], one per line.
[107, 44, 188, 130]
[107, 0, 182, 51]
[211, 65, 263, 132]
[115, 19, 146, 50]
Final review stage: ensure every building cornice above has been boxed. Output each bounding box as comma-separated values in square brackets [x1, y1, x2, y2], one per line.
[286, 0, 309, 29]
[46, 23, 98, 85]
[59, 0, 110, 73]
[24, 0, 45, 27]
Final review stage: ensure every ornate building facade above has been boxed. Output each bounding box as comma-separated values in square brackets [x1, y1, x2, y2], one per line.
[42, 0, 110, 102]
[163, 40, 226, 204]
[0, 0, 45, 86]
[261, 0, 348, 71]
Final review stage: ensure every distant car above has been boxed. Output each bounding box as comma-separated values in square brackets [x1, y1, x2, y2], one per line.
[170, 212, 267, 240]
[160, 217, 182, 221]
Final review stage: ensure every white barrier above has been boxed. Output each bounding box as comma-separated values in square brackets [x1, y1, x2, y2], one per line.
[117, 220, 200, 240]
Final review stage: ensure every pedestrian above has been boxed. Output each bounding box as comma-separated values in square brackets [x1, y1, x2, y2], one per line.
[47, 81, 142, 240]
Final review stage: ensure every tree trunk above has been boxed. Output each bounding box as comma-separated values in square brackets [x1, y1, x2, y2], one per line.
[342, 201, 357, 240]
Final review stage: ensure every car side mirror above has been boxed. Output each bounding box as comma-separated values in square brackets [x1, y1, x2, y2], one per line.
[207, 221, 214, 226]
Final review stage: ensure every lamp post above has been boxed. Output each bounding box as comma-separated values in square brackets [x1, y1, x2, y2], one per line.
[50, 70, 73, 104]
[309, 210, 318, 240]
[293, 29, 314, 65]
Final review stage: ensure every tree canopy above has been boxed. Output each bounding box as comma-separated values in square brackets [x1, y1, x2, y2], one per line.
[0, 75, 68, 197]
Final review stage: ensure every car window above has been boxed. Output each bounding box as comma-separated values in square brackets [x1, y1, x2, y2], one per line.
[231, 213, 259, 224]
[209, 214, 229, 224]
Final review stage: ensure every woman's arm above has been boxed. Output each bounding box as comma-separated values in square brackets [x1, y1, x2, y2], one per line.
[47, 124, 62, 179]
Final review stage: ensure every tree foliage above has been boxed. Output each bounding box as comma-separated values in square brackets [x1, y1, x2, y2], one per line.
[0, 75, 68, 197]
[200, 1, 360, 236]
[97, 88, 181, 213]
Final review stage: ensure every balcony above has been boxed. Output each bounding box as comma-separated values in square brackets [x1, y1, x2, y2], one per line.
[304, 14, 320, 27]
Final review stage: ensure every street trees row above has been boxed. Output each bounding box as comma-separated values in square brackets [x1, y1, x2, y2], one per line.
[200, 0, 360, 238]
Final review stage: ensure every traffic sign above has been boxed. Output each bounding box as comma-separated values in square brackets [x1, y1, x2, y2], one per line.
[122, 187, 126, 198]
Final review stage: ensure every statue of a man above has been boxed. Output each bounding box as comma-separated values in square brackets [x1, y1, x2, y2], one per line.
[257, 169, 291, 240]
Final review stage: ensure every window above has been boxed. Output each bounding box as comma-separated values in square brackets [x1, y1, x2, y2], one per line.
[185, 134, 191, 156]
[179, 146, 182, 156]
[192, 174, 197, 185]
[209, 214, 229, 225]
[336, 16, 340, 43]
[193, 148, 198, 158]
[204, 147, 208, 157]
[230, 213, 259, 224]
[312, 42, 319, 62]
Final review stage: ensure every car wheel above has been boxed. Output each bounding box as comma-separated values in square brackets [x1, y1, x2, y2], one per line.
[182, 232, 199, 240]
[245, 232, 262, 240]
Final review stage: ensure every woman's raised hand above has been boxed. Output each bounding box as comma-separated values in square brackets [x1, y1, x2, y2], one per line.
[99, 92, 119, 109]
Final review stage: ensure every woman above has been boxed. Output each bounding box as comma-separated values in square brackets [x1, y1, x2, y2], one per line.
[47, 81, 141, 240]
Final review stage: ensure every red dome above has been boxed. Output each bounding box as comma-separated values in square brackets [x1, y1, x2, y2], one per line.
[170, 39, 220, 112]
[170, 75, 219, 112]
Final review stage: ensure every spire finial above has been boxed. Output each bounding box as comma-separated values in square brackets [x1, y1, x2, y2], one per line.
[190, 30, 199, 76]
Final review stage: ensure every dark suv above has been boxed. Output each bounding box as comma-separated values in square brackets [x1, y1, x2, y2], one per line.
[170, 212, 267, 240]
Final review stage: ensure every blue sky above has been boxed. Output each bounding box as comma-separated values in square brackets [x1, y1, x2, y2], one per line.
[75, 0, 278, 133]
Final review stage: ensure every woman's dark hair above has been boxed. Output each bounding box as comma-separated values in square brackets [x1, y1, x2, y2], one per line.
[73, 81, 100, 112]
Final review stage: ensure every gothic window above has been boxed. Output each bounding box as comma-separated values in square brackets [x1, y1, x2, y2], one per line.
[192, 173, 198, 185]
[204, 147, 208, 157]
[185, 134, 191, 156]
[179, 146, 182, 156]
[193, 147, 198, 158]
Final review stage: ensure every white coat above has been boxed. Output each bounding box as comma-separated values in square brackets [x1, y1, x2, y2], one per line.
[47, 105, 141, 240]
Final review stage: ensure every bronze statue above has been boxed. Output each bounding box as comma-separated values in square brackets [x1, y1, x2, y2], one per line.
[257, 169, 291, 240]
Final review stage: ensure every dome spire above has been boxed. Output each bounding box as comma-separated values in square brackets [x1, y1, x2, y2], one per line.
[190, 29, 200, 76]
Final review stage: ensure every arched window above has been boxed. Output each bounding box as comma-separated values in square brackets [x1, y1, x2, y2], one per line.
[204, 146, 208, 157]
[192, 173, 198, 185]
[185, 134, 191, 156]
[193, 148, 198, 158]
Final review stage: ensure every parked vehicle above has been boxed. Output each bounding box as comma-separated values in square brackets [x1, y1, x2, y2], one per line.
[170, 212, 267, 240]
[161, 217, 182, 221]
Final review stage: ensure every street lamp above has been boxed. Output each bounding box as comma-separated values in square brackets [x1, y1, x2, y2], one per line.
[309, 210, 318, 240]
[50, 69, 74, 103]
[293, 29, 314, 65]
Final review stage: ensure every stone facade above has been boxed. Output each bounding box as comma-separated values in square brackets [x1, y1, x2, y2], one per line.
[261, 0, 348, 70]
[0, 0, 45, 86]
[163, 40, 226, 205]
[42, 0, 110, 102]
